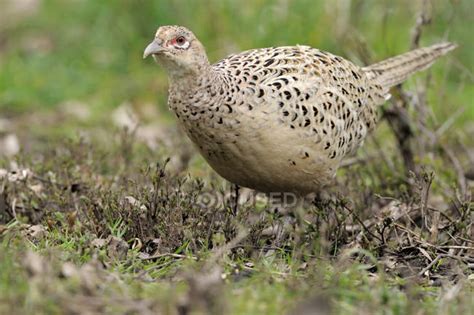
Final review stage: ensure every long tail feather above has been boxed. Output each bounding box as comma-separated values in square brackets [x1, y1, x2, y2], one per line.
[363, 42, 457, 89]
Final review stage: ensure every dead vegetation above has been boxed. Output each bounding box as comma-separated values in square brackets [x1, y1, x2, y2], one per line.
[0, 99, 472, 313]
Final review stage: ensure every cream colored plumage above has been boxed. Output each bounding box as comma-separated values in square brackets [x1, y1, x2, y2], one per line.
[144, 25, 456, 194]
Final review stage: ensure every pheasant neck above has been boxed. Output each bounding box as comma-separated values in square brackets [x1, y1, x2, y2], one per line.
[168, 65, 229, 105]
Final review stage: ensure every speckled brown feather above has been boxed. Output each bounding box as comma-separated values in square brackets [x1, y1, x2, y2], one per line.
[146, 26, 456, 194]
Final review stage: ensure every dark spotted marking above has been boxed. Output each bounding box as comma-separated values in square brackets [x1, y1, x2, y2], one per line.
[264, 59, 275, 67]
[224, 105, 232, 113]
[312, 106, 319, 116]
[351, 70, 360, 79]
[273, 82, 282, 89]
[302, 106, 308, 115]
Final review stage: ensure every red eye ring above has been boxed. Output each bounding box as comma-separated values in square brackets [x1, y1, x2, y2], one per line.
[175, 36, 186, 46]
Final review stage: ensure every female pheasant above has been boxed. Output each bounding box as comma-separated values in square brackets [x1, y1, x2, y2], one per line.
[144, 25, 455, 194]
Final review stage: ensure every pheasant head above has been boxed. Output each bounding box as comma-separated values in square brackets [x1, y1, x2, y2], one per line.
[143, 25, 209, 79]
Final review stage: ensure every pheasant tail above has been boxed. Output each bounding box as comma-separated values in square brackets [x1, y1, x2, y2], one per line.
[363, 42, 457, 90]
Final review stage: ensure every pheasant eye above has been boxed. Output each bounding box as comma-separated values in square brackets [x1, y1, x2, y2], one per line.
[170, 36, 189, 49]
[171, 36, 190, 50]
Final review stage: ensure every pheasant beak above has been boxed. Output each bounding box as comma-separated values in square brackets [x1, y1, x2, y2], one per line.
[143, 40, 163, 59]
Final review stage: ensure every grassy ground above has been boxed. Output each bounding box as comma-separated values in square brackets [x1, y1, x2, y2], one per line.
[0, 0, 473, 314]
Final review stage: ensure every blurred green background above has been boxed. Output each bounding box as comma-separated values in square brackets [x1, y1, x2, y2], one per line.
[0, 0, 472, 126]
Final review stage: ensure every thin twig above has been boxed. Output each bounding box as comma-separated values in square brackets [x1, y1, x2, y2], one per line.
[420, 171, 434, 230]
[439, 143, 468, 200]
[140, 253, 198, 261]
[418, 254, 442, 277]
[206, 228, 249, 267]
[410, 0, 432, 49]
[343, 205, 382, 242]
